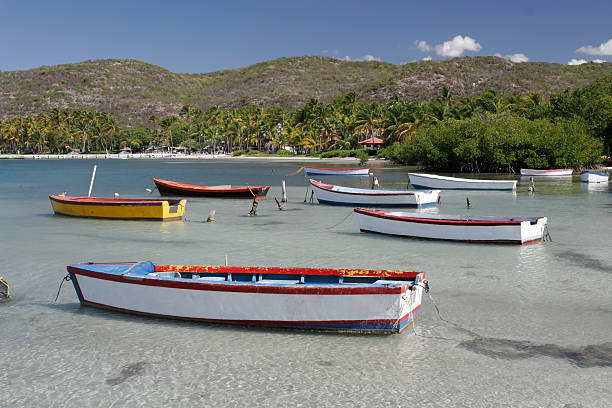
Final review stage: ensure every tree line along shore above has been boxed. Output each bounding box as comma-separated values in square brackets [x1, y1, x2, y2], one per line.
[1, 77, 611, 172]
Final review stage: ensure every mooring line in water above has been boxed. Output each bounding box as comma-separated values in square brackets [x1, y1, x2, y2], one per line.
[544, 224, 552, 242]
[54, 274, 71, 302]
[285, 166, 304, 177]
[406, 282, 481, 341]
[326, 210, 354, 230]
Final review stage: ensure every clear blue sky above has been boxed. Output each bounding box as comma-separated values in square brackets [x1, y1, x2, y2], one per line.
[1, 0, 611, 73]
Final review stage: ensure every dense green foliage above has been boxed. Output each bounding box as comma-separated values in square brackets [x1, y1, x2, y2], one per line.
[1, 56, 612, 126]
[2, 76, 611, 171]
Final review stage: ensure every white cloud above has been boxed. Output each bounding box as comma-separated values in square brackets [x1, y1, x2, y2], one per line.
[422, 56, 432, 61]
[362, 54, 380, 62]
[414, 40, 431, 52]
[494, 52, 528, 63]
[593, 59, 605, 63]
[342, 56, 350, 61]
[434, 35, 482, 57]
[507, 53, 528, 63]
[576, 39, 612, 56]
[322, 50, 329, 54]
[568, 58, 587, 65]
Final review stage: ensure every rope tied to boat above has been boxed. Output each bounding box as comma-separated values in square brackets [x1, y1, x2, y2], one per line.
[326, 210, 354, 230]
[54, 274, 71, 302]
[543, 224, 552, 242]
[285, 166, 304, 176]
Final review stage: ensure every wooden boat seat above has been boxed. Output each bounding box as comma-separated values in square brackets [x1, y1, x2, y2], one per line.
[196, 276, 227, 282]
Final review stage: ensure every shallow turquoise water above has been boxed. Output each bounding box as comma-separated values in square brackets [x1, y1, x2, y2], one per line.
[0, 159, 610, 407]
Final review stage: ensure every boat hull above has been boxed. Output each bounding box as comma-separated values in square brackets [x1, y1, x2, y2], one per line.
[49, 195, 186, 220]
[520, 169, 573, 176]
[304, 167, 370, 176]
[154, 178, 269, 198]
[354, 209, 547, 244]
[580, 171, 610, 183]
[310, 179, 440, 207]
[67, 263, 426, 333]
[408, 173, 517, 190]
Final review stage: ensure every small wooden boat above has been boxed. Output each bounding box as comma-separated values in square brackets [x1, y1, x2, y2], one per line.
[154, 178, 270, 198]
[408, 173, 517, 190]
[303, 166, 370, 176]
[580, 170, 610, 183]
[520, 169, 573, 176]
[66, 261, 427, 334]
[354, 208, 548, 244]
[49, 195, 186, 221]
[309, 179, 440, 207]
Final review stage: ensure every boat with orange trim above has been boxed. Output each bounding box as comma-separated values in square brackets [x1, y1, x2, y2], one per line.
[65, 261, 427, 333]
[153, 178, 270, 198]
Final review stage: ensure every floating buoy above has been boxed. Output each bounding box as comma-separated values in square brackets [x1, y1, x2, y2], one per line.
[114, 193, 119, 197]
[145, 188, 152, 193]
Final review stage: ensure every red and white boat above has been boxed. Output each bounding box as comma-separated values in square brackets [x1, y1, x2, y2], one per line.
[354, 208, 548, 244]
[303, 166, 370, 176]
[309, 179, 440, 207]
[66, 261, 427, 334]
[520, 169, 573, 177]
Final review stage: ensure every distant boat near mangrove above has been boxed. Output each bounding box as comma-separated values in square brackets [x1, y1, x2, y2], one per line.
[303, 166, 370, 176]
[520, 169, 573, 176]
[580, 170, 610, 183]
[408, 173, 517, 190]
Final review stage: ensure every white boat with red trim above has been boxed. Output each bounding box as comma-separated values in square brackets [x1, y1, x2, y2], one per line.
[408, 173, 517, 190]
[66, 261, 427, 334]
[520, 169, 573, 176]
[303, 166, 370, 176]
[580, 170, 609, 183]
[354, 208, 548, 244]
[309, 179, 440, 207]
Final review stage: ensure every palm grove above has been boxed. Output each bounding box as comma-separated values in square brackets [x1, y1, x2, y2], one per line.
[2, 77, 611, 172]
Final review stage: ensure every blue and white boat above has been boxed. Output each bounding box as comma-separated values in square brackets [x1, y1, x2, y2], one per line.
[309, 179, 440, 207]
[580, 170, 609, 183]
[66, 261, 427, 334]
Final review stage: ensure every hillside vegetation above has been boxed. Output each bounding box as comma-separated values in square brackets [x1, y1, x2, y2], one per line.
[1, 56, 611, 126]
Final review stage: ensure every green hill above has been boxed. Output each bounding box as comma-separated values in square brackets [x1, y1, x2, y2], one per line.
[1, 56, 610, 126]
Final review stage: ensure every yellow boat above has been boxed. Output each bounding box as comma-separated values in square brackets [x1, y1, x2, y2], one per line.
[49, 195, 186, 221]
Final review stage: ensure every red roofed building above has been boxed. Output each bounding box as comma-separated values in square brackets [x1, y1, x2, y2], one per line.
[358, 136, 384, 150]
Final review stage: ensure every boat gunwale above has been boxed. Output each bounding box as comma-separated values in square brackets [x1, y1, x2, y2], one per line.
[67, 265, 421, 295]
[49, 195, 184, 206]
[354, 208, 544, 226]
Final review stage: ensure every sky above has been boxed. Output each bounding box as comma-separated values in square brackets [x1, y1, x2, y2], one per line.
[0, 0, 611, 73]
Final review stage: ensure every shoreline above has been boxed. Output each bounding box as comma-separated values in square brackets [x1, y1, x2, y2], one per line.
[0, 153, 389, 164]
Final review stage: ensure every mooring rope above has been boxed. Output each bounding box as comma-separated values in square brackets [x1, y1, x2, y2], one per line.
[326, 210, 354, 230]
[54, 274, 71, 302]
[544, 224, 552, 242]
[285, 166, 304, 177]
[402, 282, 481, 341]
